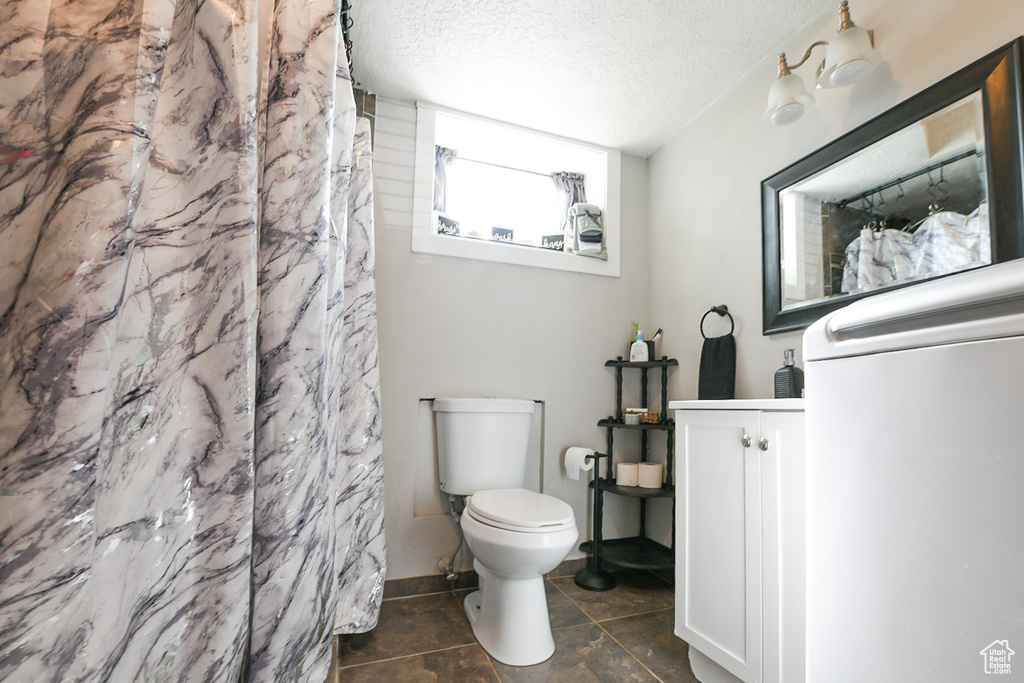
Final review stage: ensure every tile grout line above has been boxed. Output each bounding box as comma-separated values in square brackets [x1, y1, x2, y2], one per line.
[595, 620, 668, 683]
[547, 577, 600, 631]
[336, 641, 480, 672]
[381, 586, 475, 603]
[548, 576, 673, 681]
[548, 577, 604, 623]
[483, 651, 503, 683]
[550, 577, 675, 624]
[594, 605, 674, 623]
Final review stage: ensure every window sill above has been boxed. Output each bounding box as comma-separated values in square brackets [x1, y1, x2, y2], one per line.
[411, 227, 620, 276]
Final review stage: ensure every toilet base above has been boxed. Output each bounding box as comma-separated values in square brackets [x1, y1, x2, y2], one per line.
[463, 561, 555, 666]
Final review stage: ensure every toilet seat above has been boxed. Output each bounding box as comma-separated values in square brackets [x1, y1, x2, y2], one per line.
[467, 488, 575, 533]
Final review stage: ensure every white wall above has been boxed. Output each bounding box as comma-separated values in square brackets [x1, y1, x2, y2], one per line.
[373, 99, 651, 578]
[648, 0, 1024, 400]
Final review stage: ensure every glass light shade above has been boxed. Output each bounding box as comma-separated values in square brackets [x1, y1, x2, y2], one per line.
[816, 25, 880, 88]
[764, 73, 815, 126]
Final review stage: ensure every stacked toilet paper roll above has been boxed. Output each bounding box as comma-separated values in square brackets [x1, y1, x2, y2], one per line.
[615, 462, 638, 486]
[637, 462, 664, 488]
[564, 447, 595, 480]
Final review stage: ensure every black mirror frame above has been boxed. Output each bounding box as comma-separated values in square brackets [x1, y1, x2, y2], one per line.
[762, 37, 1024, 335]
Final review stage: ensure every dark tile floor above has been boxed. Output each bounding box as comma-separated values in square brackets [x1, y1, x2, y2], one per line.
[332, 567, 697, 682]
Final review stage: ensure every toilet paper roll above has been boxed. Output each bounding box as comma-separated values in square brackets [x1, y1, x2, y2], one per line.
[637, 462, 664, 488]
[564, 447, 595, 481]
[615, 462, 638, 487]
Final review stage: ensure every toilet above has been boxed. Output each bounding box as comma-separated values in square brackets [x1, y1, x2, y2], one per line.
[434, 398, 578, 666]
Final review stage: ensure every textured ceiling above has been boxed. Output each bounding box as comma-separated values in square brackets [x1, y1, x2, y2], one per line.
[350, 0, 837, 157]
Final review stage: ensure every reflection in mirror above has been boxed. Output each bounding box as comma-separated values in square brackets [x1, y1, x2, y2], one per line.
[779, 92, 988, 311]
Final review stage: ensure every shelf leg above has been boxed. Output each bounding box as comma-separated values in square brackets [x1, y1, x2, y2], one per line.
[640, 367, 649, 409]
[615, 367, 623, 421]
[575, 453, 616, 592]
[574, 566, 616, 591]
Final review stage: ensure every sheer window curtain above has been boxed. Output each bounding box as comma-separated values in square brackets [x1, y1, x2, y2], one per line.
[0, 0, 384, 680]
[433, 145, 458, 212]
[552, 171, 587, 251]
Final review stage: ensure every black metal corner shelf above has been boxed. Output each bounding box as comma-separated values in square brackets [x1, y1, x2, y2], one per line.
[589, 479, 674, 498]
[578, 537, 674, 571]
[575, 356, 678, 592]
[605, 357, 679, 369]
[597, 419, 675, 431]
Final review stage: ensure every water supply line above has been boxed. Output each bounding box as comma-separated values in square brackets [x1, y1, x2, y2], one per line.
[439, 495, 465, 595]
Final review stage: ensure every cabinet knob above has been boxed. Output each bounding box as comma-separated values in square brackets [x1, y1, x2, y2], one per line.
[758, 437, 770, 451]
[741, 434, 752, 447]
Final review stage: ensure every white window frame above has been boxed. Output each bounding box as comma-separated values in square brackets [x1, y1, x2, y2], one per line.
[412, 103, 621, 277]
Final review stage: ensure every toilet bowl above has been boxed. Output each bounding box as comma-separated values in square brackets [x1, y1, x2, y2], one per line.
[459, 488, 578, 666]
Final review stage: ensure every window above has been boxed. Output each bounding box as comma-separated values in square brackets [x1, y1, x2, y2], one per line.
[440, 156, 558, 247]
[413, 104, 620, 276]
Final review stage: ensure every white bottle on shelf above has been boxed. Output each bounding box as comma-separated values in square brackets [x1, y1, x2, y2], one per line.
[629, 331, 649, 362]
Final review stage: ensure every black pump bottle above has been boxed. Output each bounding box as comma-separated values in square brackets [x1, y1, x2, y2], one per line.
[774, 349, 804, 399]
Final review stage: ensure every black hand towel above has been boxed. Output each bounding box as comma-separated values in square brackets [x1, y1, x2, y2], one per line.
[698, 333, 736, 400]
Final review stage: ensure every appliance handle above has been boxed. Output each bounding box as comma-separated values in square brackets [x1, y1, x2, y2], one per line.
[804, 260, 1024, 360]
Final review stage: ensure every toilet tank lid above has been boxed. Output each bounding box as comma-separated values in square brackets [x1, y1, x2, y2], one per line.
[468, 488, 575, 529]
[433, 398, 535, 413]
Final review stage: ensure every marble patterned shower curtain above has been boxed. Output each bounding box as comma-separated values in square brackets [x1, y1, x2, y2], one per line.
[0, 0, 384, 680]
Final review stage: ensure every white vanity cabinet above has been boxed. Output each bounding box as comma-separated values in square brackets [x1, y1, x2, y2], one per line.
[670, 400, 804, 683]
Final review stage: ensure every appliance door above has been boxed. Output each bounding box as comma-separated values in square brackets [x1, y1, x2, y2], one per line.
[803, 260, 1024, 683]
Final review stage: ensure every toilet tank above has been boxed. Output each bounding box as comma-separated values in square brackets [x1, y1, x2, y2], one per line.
[434, 398, 535, 495]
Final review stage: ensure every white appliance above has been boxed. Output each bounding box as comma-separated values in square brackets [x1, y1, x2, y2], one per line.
[803, 259, 1024, 683]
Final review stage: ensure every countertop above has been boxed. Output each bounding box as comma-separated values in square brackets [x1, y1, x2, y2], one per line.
[668, 398, 804, 411]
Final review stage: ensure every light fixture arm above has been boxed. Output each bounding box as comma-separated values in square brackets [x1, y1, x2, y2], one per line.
[776, 0, 875, 78]
[777, 41, 830, 77]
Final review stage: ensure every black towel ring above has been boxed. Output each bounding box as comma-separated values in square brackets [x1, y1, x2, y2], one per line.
[700, 305, 734, 339]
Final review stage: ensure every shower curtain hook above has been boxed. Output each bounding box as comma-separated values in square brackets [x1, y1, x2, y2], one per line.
[926, 170, 939, 201]
[936, 165, 951, 202]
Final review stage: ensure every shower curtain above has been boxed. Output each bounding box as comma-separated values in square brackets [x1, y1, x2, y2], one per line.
[0, 0, 384, 680]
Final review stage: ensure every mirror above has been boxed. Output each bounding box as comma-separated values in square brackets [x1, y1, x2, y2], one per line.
[762, 38, 1024, 334]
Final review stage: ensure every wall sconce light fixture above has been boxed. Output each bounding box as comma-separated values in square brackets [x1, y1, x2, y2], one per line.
[764, 1, 881, 126]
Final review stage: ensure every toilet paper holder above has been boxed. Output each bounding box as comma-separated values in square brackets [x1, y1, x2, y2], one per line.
[575, 451, 619, 592]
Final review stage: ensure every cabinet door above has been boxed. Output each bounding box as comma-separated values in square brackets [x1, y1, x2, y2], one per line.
[761, 411, 805, 683]
[674, 410, 762, 683]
